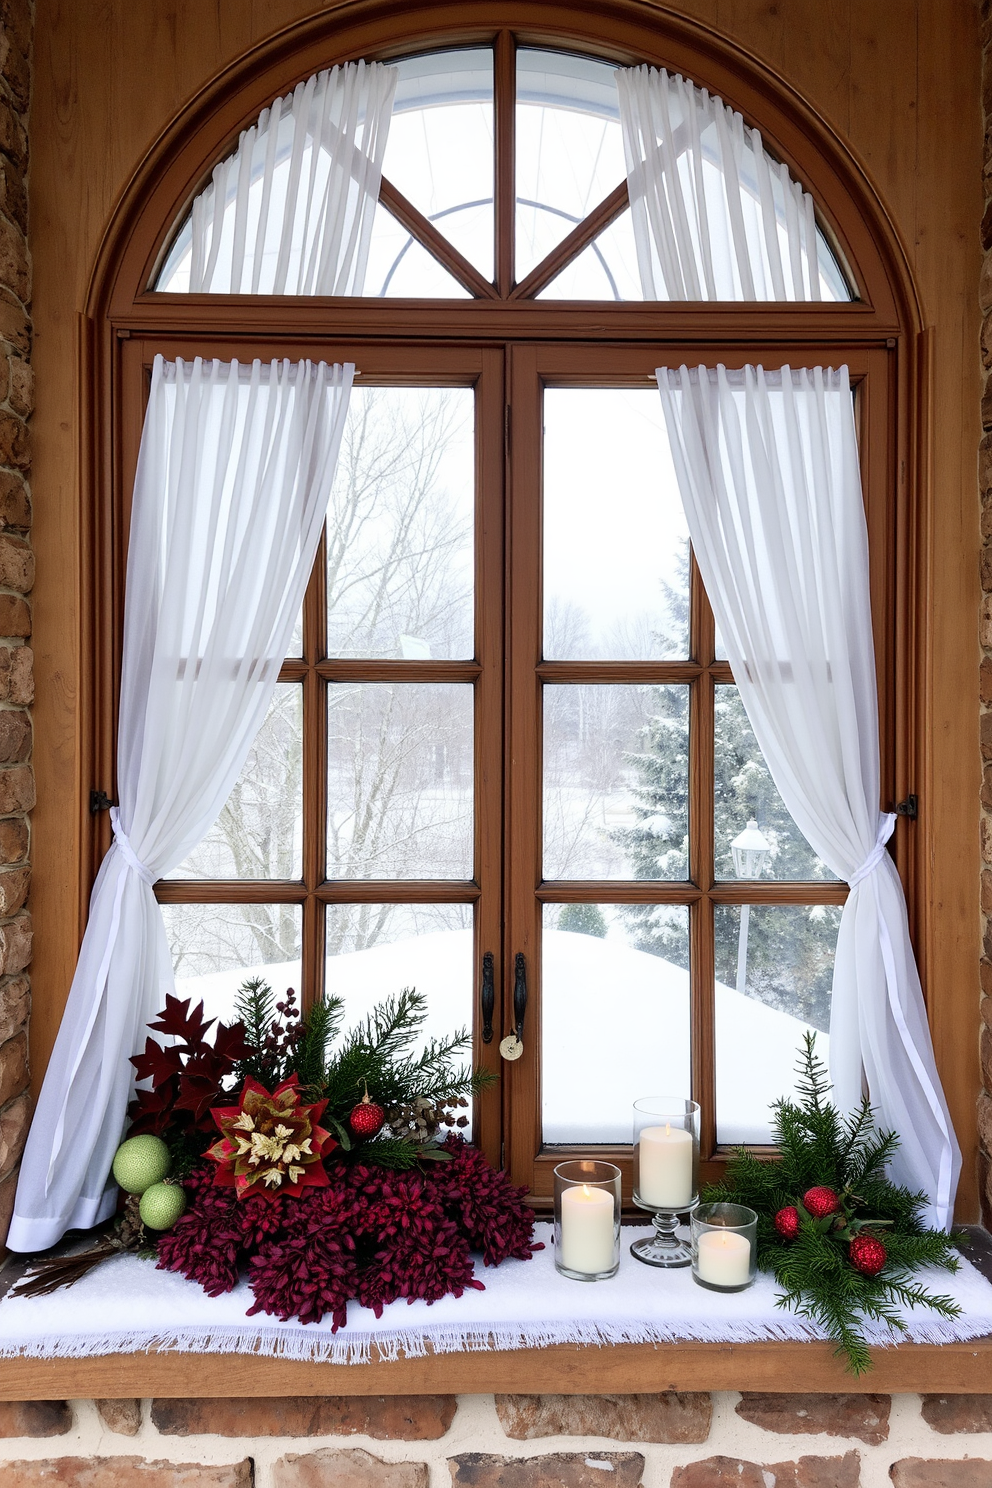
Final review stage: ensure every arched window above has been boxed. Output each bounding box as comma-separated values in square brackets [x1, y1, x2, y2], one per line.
[78, 14, 920, 1210]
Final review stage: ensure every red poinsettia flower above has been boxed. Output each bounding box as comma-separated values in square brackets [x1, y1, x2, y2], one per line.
[206, 1074, 336, 1201]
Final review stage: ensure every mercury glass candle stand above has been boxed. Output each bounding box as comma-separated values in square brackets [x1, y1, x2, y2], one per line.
[631, 1097, 700, 1267]
[691, 1202, 758, 1292]
[553, 1159, 622, 1281]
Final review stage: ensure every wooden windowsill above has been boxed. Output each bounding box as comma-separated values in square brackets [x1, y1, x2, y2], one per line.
[2, 1229, 989, 1399]
[1, 1336, 992, 1398]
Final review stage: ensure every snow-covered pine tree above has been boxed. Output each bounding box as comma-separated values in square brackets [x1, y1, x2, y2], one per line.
[611, 559, 841, 1030]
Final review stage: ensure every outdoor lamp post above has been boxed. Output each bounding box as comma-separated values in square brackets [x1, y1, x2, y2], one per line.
[731, 819, 771, 997]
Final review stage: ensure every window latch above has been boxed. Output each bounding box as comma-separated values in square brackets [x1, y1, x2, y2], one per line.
[481, 951, 495, 1044]
[895, 794, 918, 820]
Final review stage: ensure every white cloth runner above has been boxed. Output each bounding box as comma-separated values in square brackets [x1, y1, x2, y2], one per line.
[0, 1226, 989, 1364]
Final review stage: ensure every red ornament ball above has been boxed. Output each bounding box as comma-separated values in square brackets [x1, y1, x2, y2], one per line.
[803, 1185, 841, 1218]
[849, 1233, 887, 1277]
[774, 1205, 800, 1240]
[349, 1092, 385, 1139]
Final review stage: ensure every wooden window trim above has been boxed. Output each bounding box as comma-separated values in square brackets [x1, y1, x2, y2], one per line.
[21, 0, 975, 1398]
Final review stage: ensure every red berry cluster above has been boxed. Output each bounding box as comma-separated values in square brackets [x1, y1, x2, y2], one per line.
[772, 1186, 887, 1277]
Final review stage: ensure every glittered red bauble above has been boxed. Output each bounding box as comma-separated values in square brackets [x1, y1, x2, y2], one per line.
[774, 1205, 800, 1240]
[849, 1233, 887, 1277]
[803, 1185, 841, 1218]
[349, 1093, 385, 1138]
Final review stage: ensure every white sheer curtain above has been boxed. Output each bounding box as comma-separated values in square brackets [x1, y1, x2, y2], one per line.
[616, 65, 831, 301]
[655, 364, 959, 1229]
[9, 357, 352, 1251]
[186, 60, 396, 294]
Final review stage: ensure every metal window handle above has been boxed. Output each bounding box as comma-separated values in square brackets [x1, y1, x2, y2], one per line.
[499, 952, 527, 1062]
[481, 951, 495, 1044]
[512, 951, 527, 1042]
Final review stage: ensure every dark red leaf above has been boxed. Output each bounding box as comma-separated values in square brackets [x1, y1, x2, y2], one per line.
[174, 1074, 224, 1124]
[148, 994, 215, 1047]
[130, 1037, 184, 1089]
[212, 1021, 250, 1065]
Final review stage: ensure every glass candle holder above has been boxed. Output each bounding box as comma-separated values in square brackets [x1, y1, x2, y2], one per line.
[553, 1159, 622, 1281]
[691, 1202, 758, 1292]
[631, 1097, 700, 1267]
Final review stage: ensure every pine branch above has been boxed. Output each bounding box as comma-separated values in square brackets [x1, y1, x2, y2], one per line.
[704, 1032, 965, 1373]
[231, 977, 277, 1084]
[294, 996, 343, 1093]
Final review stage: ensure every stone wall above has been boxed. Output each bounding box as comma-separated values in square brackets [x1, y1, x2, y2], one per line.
[0, 0, 32, 1253]
[0, 1392, 988, 1485]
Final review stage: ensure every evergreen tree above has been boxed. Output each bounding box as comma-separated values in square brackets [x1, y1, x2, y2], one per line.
[611, 561, 840, 1030]
[558, 903, 608, 938]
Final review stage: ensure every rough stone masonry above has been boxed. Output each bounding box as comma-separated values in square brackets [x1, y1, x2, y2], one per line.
[2, 1, 992, 1484]
[0, 0, 33, 1258]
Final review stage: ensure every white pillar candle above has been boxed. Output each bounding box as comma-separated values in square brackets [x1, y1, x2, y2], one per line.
[559, 1183, 615, 1274]
[696, 1228, 751, 1287]
[637, 1123, 693, 1208]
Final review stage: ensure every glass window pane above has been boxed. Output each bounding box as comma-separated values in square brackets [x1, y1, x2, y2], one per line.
[714, 685, 838, 880]
[169, 685, 302, 880]
[543, 389, 689, 660]
[715, 902, 840, 1143]
[328, 682, 473, 878]
[380, 49, 494, 281]
[364, 205, 473, 298]
[537, 210, 642, 301]
[326, 902, 473, 1133]
[328, 386, 474, 660]
[542, 904, 690, 1142]
[161, 901, 302, 1026]
[516, 49, 626, 282]
[544, 684, 688, 880]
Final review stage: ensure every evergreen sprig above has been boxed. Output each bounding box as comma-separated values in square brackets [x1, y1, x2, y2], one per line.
[231, 977, 277, 1085]
[702, 1032, 960, 1374]
[223, 981, 494, 1173]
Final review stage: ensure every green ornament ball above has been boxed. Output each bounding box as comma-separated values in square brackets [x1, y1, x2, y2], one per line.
[111, 1134, 171, 1195]
[138, 1181, 186, 1231]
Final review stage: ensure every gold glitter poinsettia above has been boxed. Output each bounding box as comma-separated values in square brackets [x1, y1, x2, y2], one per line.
[206, 1075, 336, 1200]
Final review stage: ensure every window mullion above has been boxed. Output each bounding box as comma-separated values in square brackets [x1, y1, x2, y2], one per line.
[301, 527, 328, 1013]
[494, 29, 516, 296]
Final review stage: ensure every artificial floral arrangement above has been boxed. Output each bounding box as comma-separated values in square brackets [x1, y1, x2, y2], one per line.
[702, 1033, 960, 1373]
[14, 982, 541, 1326]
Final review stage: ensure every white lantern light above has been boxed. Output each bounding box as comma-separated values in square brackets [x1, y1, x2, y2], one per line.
[731, 819, 771, 879]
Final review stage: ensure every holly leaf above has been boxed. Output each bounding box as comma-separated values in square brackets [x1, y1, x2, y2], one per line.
[130, 1037, 184, 1089]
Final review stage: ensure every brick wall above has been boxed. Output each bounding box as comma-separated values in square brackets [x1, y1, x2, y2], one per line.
[0, 0, 32, 1254]
[0, 1392, 989, 1485]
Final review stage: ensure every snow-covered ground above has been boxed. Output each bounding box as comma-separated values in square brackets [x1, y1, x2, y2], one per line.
[175, 927, 825, 1149]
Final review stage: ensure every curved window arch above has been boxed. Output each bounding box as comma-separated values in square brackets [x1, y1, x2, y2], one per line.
[153, 45, 853, 304]
[76, 8, 927, 1206]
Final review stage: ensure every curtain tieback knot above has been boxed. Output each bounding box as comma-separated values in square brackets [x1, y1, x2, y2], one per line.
[109, 807, 154, 887]
[848, 812, 896, 888]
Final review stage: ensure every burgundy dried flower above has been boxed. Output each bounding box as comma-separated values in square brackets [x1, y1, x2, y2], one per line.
[434, 1135, 542, 1265]
[154, 1135, 540, 1327]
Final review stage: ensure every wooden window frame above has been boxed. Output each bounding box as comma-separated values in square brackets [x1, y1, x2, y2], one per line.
[23, 0, 969, 1396]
